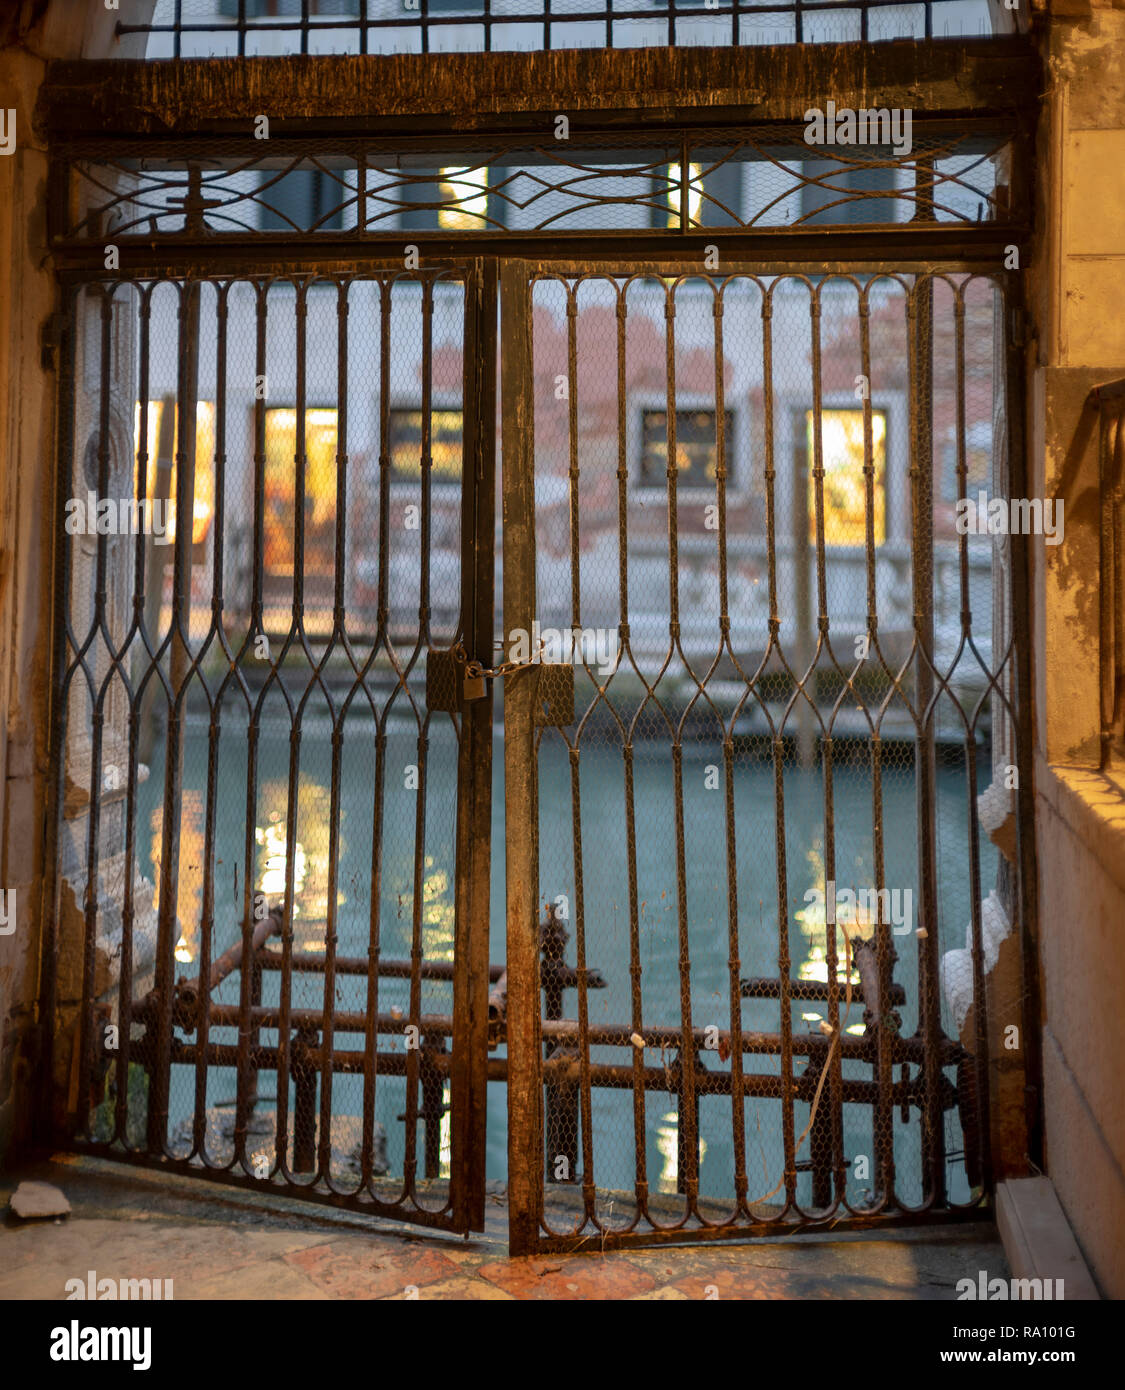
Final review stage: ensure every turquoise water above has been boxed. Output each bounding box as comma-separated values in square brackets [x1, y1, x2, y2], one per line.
[137, 711, 995, 1210]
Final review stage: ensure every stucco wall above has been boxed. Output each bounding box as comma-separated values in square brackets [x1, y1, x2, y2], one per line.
[1029, 4, 1125, 1299]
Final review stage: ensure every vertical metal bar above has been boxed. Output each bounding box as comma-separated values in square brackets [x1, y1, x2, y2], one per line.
[292, 1024, 318, 1174]
[402, 277, 437, 1201]
[501, 260, 544, 1256]
[679, 138, 691, 236]
[773, 733, 797, 1210]
[615, 283, 650, 1222]
[807, 281, 842, 1210]
[859, 284, 895, 1206]
[360, 275, 393, 1193]
[763, 280, 797, 1211]
[235, 280, 269, 1175]
[793, 289, 815, 769]
[77, 288, 115, 1141]
[568, 747, 596, 1215]
[953, 284, 992, 1197]
[276, 277, 309, 1180]
[713, 283, 749, 1214]
[907, 270, 946, 1206]
[450, 259, 496, 1232]
[150, 275, 201, 1155]
[316, 276, 349, 1182]
[542, 908, 577, 1186]
[191, 281, 228, 1158]
[421, 1034, 445, 1178]
[665, 281, 700, 1207]
[115, 285, 153, 1149]
[561, 283, 597, 1217]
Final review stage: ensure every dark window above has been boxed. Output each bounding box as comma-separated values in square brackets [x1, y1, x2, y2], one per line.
[800, 160, 899, 225]
[639, 409, 734, 488]
[388, 409, 464, 483]
[259, 168, 346, 231]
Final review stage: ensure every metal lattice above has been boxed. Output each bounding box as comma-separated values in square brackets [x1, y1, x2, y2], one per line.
[54, 126, 1017, 247]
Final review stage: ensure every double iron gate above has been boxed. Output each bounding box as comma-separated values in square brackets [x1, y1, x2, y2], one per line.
[46, 248, 1032, 1254]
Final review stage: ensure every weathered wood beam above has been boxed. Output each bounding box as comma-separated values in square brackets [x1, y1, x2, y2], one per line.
[37, 38, 1040, 140]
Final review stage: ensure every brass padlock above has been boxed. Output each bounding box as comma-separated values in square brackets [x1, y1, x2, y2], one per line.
[463, 670, 486, 702]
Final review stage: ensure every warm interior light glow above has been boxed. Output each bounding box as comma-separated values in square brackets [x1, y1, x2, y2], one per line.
[438, 166, 490, 229]
[133, 399, 216, 545]
[807, 408, 887, 547]
[667, 163, 703, 227]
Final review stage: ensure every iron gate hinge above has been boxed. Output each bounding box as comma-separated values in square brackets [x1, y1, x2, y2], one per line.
[40, 311, 66, 371]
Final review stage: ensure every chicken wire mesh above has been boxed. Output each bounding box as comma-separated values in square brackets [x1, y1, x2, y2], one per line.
[54, 127, 1015, 245]
[47, 249, 1026, 1249]
[54, 268, 477, 1227]
[518, 267, 1017, 1246]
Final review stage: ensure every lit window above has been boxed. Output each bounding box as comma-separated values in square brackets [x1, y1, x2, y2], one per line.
[806, 408, 887, 547]
[133, 399, 215, 546]
[665, 163, 703, 229]
[438, 167, 490, 230]
[388, 409, 464, 482]
[263, 407, 339, 575]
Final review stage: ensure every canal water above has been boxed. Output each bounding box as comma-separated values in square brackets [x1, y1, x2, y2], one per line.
[137, 712, 996, 1210]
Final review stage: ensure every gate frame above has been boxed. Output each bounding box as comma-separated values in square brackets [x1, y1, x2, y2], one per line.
[35, 34, 1042, 1241]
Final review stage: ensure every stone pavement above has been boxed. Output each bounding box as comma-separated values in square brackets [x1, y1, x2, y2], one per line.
[0, 1154, 1009, 1300]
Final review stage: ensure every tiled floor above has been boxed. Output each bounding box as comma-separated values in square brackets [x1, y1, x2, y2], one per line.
[1, 1154, 1009, 1300]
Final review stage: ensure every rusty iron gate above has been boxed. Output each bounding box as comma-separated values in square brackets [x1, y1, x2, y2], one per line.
[47, 261, 498, 1235]
[42, 126, 1035, 1251]
[497, 259, 1033, 1253]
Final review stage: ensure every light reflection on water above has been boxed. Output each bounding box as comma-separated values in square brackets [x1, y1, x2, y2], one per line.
[139, 721, 995, 1206]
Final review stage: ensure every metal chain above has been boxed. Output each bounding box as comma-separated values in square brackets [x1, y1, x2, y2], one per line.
[452, 639, 546, 681]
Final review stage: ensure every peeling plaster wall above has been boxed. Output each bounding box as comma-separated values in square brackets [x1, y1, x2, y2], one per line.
[1028, 3, 1125, 1300]
[0, 43, 56, 1160]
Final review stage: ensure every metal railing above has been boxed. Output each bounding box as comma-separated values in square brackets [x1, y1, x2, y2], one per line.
[121, 0, 1012, 58]
[1093, 378, 1125, 767]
